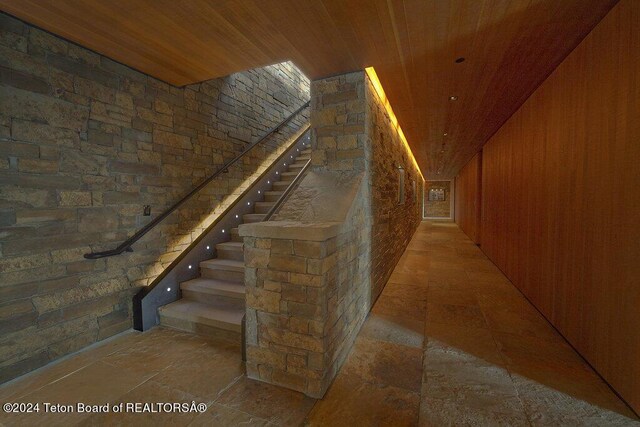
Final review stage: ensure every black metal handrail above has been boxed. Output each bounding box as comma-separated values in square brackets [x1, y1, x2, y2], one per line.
[263, 157, 312, 221]
[84, 101, 310, 259]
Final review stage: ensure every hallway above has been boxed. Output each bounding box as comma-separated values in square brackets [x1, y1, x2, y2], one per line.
[309, 221, 638, 425]
[0, 222, 637, 426]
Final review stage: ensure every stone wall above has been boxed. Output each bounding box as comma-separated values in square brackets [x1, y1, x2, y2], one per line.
[365, 75, 424, 300]
[0, 13, 310, 383]
[240, 222, 341, 397]
[240, 70, 423, 397]
[425, 180, 452, 218]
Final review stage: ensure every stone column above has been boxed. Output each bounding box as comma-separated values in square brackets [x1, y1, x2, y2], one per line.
[239, 221, 340, 398]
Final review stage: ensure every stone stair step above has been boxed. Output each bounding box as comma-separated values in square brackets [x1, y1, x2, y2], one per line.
[301, 148, 312, 155]
[254, 201, 275, 214]
[200, 258, 244, 282]
[243, 213, 266, 223]
[159, 299, 244, 335]
[264, 191, 284, 202]
[272, 181, 290, 191]
[180, 278, 245, 302]
[280, 171, 299, 181]
[231, 227, 241, 242]
[216, 241, 244, 262]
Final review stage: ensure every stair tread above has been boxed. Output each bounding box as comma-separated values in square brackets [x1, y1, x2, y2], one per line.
[242, 214, 266, 222]
[216, 241, 243, 250]
[265, 191, 284, 195]
[255, 201, 275, 206]
[281, 171, 299, 176]
[181, 278, 245, 295]
[159, 299, 244, 329]
[200, 258, 244, 272]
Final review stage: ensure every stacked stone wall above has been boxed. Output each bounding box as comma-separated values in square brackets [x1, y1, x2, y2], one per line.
[365, 76, 424, 301]
[241, 70, 423, 397]
[0, 13, 310, 382]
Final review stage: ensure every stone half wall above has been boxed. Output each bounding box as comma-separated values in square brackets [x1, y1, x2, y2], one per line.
[0, 13, 310, 383]
[240, 70, 422, 397]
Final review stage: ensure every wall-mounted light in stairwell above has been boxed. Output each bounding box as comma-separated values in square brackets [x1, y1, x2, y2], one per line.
[276, 171, 279, 175]
[206, 245, 210, 250]
[167, 287, 171, 292]
[235, 214, 239, 218]
[188, 265, 192, 269]
[222, 229, 225, 233]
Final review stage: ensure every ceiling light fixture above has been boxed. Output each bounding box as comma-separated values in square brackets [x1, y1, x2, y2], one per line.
[449, 96, 458, 101]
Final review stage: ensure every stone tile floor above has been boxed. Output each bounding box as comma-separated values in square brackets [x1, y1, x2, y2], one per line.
[1, 221, 638, 426]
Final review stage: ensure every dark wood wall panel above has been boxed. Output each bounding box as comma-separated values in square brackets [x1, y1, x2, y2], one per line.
[454, 152, 482, 244]
[479, 0, 640, 413]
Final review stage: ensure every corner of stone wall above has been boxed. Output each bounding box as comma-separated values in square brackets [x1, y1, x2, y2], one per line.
[239, 221, 341, 397]
[241, 67, 422, 398]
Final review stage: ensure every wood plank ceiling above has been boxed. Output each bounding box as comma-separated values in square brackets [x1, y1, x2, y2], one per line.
[0, 0, 617, 178]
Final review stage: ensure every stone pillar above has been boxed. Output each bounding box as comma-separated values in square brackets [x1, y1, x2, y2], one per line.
[239, 221, 340, 398]
[239, 69, 423, 398]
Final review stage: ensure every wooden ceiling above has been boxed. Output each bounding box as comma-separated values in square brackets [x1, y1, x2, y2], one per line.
[0, 0, 617, 178]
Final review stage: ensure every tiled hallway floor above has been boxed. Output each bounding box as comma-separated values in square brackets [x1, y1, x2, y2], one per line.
[1, 221, 638, 426]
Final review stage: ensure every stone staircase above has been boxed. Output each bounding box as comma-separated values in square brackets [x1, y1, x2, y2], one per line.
[158, 147, 312, 340]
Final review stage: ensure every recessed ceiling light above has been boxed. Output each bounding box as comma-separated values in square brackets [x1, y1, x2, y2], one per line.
[449, 96, 458, 101]
[455, 57, 465, 63]
[443, 133, 448, 136]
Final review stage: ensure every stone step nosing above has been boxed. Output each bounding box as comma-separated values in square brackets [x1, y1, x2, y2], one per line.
[216, 242, 244, 251]
[159, 309, 242, 332]
[181, 279, 245, 300]
[200, 260, 245, 273]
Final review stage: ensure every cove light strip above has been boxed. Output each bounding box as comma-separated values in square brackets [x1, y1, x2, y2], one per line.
[365, 67, 425, 181]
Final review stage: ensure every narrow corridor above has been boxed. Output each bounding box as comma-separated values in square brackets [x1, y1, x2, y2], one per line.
[0, 222, 637, 426]
[308, 221, 638, 425]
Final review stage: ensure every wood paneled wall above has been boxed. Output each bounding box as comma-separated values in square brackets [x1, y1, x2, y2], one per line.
[0, 0, 618, 177]
[478, 0, 640, 413]
[454, 152, 482, 244]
